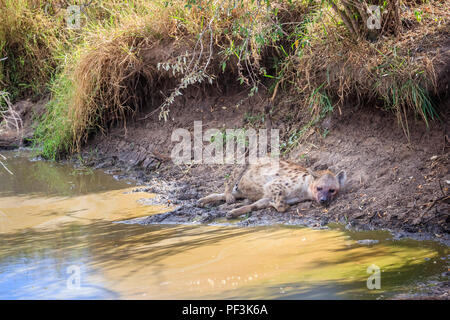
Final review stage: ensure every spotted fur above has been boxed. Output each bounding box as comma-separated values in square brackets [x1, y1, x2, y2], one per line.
[198, 158, 346, 219]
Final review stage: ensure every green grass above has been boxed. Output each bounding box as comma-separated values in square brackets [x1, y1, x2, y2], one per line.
[281, 85, 333, 154]
[384, 79, 438, 139]
[33, 72, 75, 160]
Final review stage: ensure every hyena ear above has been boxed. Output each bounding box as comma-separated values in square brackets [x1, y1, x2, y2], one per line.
[307, 168, 319, 179]
[337, 170, 346, 188]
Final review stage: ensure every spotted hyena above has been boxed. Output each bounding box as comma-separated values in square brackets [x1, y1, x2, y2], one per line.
[198, 158, 346, 219]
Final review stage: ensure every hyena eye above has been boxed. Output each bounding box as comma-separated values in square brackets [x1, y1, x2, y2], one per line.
[317, 187, 322, 191]
[329, 189, 335, 194]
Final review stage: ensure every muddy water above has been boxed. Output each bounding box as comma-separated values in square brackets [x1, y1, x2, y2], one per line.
[0, 150, 448, 299]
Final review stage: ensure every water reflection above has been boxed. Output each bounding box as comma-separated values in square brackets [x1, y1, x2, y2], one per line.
[1, 220, 447, 299]
[0, 151, 448, 299]
[0, 150, 129, 197]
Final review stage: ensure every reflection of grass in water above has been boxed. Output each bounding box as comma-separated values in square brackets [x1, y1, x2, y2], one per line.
[30, 161, 76, 196]
[296, 245, 437, 281]
[31, 162, 102, 196]
[4, 155, 125, 197]
[250, 236, 446, 299]
[69, 167, 94, 176]
[0, 152, 72, 196]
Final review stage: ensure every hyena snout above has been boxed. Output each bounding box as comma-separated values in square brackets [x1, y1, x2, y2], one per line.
[317, 192, 334, 206]
[312, 170, 346, 207]
[312, 182, 339, 206]
[319, 196, 329, 206]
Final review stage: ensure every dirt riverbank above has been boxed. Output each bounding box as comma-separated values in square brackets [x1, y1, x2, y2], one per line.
[58, 88, 449, 246]
[2, 88, 448, 244]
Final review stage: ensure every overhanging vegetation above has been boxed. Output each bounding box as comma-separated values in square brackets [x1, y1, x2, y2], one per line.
[0, 0, 448, 159]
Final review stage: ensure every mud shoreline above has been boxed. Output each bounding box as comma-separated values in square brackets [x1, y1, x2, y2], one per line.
[2, 94, 448, 243]
[1, 93, 448, 299]
[55, 90, 448, 247]
[64, 152, 448, 247]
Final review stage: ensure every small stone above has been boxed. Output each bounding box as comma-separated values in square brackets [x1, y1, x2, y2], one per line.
[357, 239, 379, 245]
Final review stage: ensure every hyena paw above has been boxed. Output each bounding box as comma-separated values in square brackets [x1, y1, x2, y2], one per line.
[225, 194, 236, 204]
[226, 212, 235, 219]
[226, 209, 241, 219]
[270, 201, 289, 213]
[227, 207, 248, 219]
[197, 198, 207, 207]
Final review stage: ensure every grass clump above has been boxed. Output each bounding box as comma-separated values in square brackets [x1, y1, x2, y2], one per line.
[280, 0, 448, 140]
[33, 71, 74, 159]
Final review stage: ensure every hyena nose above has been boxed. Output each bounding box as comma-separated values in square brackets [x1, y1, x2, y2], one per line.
[319, 197, 328, 205]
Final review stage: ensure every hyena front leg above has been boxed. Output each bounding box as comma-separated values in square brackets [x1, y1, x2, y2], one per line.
[224, 164, 248, 204]
[226, 198, 271, 219]
[198, 193, 226, 207]
[265, 181, 289, 212]
[269, 191, 290, 212]
[224, 182, 235, 204]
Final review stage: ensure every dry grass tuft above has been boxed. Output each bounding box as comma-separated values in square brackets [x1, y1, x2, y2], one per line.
[283, 0, 449, 139]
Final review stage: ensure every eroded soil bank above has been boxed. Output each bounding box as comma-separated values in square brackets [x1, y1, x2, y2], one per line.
[60, 89, 450, 247]
[4, 87, 448, 245]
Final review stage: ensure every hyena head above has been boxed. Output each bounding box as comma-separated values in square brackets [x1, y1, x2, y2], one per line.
[309, 169, 346, 206]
